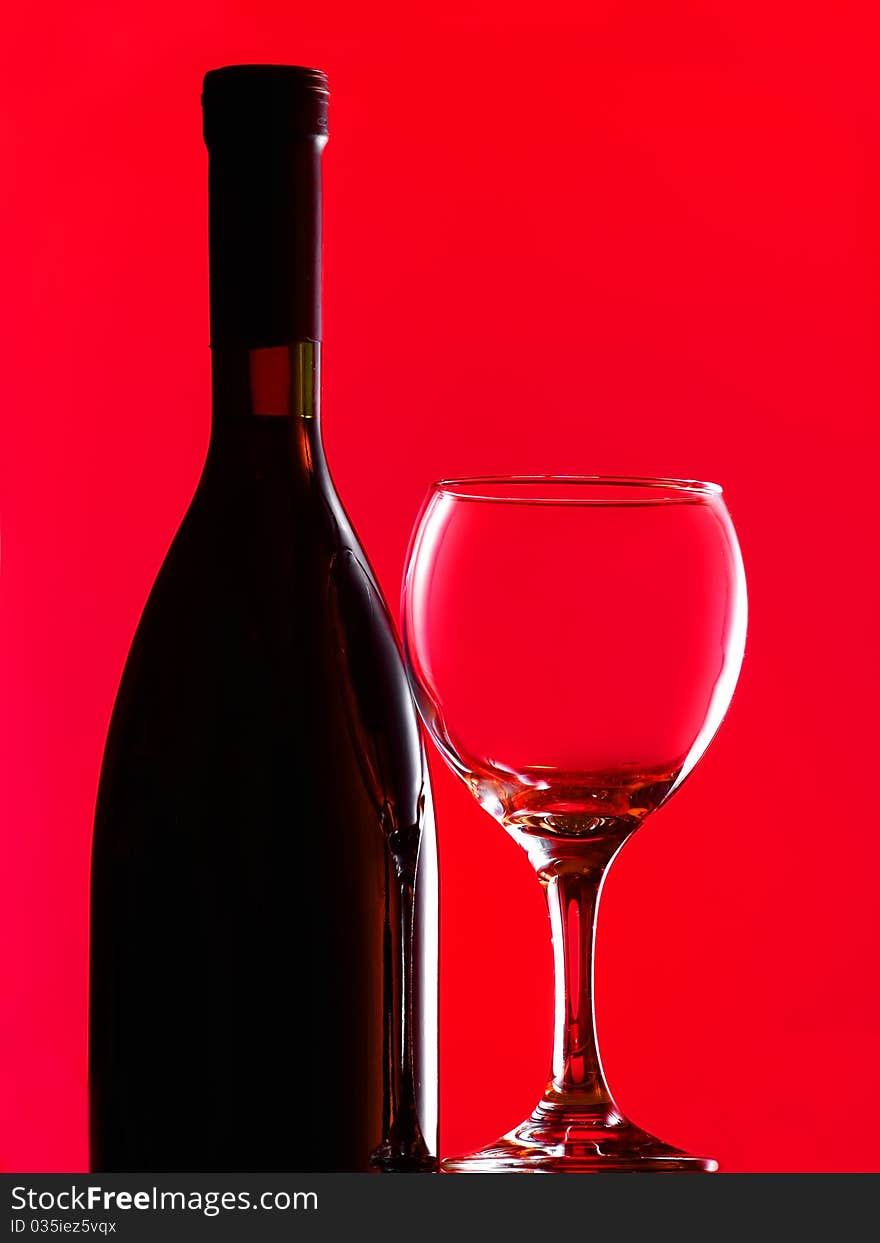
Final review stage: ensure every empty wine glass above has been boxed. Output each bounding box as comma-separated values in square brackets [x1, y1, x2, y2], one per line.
[402, 476, 747, 1172]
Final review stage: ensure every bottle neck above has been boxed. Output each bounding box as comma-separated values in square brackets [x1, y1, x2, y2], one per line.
[202, 79, 331, 481]
[207, 136, 324, 350]
[207, 135, 324, 437]
[211, 342, 321, 424]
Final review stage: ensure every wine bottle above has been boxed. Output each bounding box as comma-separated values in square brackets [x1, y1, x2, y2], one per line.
[89, 65, 438, 1173]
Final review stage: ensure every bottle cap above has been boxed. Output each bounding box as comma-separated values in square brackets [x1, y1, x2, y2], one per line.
[202, 64, 329, 145]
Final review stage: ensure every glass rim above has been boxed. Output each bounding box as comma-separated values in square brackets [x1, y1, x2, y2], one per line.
[431, 474, 724, 505]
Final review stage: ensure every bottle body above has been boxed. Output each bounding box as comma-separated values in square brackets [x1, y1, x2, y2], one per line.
[89, 68, 438, 1172]
[90, 412, 438, 1171]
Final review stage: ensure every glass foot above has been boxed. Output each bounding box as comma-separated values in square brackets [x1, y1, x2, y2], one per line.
[443, 1103, 717, 1173]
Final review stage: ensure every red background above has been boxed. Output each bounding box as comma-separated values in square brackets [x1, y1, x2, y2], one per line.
[2, 2, 879, 1173]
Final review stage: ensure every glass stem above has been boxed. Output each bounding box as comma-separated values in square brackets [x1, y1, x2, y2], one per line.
[532, 839, 625, 1112]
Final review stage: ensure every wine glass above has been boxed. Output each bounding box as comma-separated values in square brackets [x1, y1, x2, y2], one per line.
[402, 476, 747, 1172]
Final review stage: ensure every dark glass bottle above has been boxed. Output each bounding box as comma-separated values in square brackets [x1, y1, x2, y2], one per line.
[89, 65, 438, 1173]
